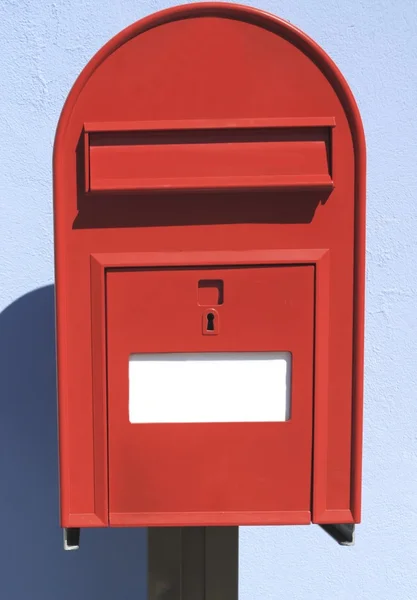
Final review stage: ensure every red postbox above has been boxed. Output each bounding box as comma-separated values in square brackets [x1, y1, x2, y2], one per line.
[53, 3, 365, 545]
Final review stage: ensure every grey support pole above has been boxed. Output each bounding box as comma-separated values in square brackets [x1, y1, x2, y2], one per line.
[148, 527, 238, 600]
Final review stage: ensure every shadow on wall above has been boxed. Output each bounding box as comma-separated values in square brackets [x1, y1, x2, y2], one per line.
[0, 285, 147, 600]
[73, 190, 326, 229]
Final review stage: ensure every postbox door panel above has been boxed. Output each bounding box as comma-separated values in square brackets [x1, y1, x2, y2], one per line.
[106, 263, 314, 525]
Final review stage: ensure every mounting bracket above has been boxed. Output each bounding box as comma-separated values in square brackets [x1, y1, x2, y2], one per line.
[63, 527, 80, 551]
[319, 524, 355, 546]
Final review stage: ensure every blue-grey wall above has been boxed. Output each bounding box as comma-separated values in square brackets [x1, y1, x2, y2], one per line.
[1, 1, 416, 598]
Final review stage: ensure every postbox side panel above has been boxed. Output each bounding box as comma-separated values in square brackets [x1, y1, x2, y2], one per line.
[106, 264, 314, 525]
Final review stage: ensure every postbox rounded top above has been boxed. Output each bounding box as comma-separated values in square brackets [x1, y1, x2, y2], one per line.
[54, 2, 365, 158]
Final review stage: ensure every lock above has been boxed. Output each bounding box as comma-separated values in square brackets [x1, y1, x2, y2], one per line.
[206, 312, 215, 330]
[202, 308, 219, 335]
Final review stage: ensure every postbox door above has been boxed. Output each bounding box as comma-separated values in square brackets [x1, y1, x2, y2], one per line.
[106, 263, 314, 525]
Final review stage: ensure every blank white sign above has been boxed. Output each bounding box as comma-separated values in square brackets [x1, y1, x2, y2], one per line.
[129, 352, 291, 423]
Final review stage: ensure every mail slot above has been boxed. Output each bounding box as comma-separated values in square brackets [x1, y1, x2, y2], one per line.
[53, 3, 365, 538]
[84, 119, 334, 192]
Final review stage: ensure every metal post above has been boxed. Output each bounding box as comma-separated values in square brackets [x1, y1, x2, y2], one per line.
[148, 527, 238, 600]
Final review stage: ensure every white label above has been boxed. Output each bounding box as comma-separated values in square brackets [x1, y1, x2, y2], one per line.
[129, 352, 291, 424]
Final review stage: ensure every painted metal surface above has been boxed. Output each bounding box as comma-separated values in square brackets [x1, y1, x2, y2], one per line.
[53, 3, 365, 528]
[106, 262, 314, 525]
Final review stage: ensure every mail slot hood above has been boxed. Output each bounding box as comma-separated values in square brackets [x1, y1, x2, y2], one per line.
[84, 118, 334, 193]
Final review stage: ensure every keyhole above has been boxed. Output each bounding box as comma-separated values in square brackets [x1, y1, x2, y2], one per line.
[206, 312, 215, 331]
